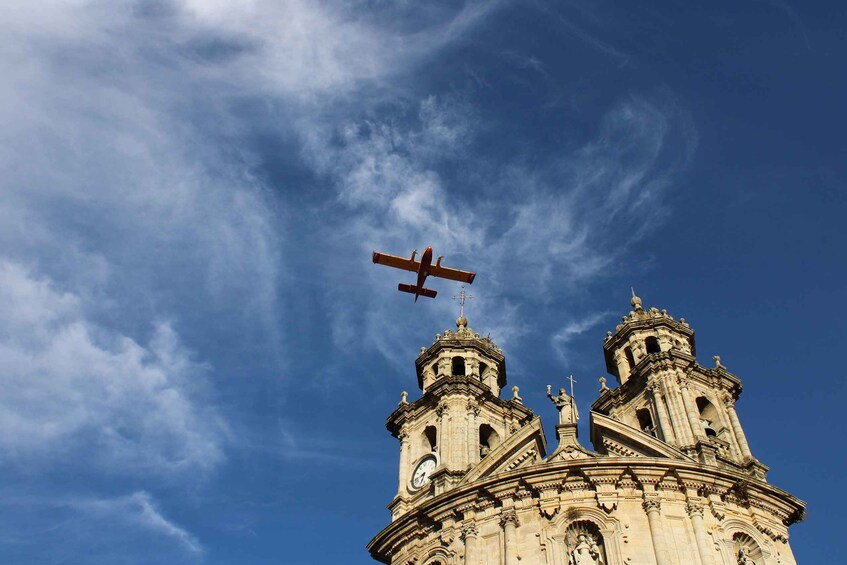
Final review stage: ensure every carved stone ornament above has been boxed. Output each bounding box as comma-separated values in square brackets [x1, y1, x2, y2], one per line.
[596, 492, 619, 514]
[439, 530, 455, 547]
[686, 500, 705, 518]
[460, 522, 478, 540]
[642, 497, 661, 513]
[500, 509, 520, 528]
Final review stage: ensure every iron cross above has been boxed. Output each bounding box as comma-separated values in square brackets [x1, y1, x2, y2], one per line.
[452, 284, 474, 318]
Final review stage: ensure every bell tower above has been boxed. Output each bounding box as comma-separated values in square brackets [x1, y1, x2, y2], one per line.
[385, 315, 543, 520]
[592, 291, 768, 479]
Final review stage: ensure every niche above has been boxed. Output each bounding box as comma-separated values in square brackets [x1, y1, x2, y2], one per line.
[732, 532, 763, 564]
[565, 520, 607, 565]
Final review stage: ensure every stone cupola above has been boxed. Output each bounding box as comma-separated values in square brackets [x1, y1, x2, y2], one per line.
[414, 315, 507, 396]
[603, 290, 696, 386]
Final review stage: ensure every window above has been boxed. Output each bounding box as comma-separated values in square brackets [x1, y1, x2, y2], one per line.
[637, 408, 656, 437]
[452, 356, 465, 376]
[479, 424, 500, 459]
[645, 336, 661, 354]
[424, 426, 437, 452]
[624, 346, 635, 370]
[696, 396, 719, 437]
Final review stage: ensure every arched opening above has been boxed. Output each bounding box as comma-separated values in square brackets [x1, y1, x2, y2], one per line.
[451, 356, 465, 376]
[424, 426, 437, 452]
[645, 336, 661, 354]
[565, 520, 606, 565]
[479, 424, 500, 459]
[478, 361, 488, 381]
[732, 532, 763, 564]
[637, 408, 656, 437]
[696, 396, 720, 437]
[624, 346, 635, 370]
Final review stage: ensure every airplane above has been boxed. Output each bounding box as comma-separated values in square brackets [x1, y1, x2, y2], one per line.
[372, 246, 476, 301]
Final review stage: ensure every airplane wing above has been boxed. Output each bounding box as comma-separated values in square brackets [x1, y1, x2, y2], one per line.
[429, 264, 476, 284]
[372, 251, 420, 272]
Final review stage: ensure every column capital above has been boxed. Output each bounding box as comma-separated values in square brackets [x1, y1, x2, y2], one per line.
[500, 508, 520, 528]
[686, 499, 706, 518]
[461, 521, 478, 540]
[642, 495, 661, 513]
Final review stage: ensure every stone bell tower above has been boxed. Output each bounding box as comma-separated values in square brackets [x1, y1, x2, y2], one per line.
[592, 291, 768, 478]
[385, 315, 545, 519]
[370, 293, 805, 565]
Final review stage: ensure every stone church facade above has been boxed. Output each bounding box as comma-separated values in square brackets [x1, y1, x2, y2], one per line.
[368, 294, 805, 565]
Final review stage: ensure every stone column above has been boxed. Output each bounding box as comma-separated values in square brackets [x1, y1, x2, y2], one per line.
[397, 431, 410, 495]
[461, 521, 479, 565]
[643, 496, 671, 565]
[724, 394, 753, 459]
[467, 403, 478, 466]
[500, 509, 520, 565]
[686, 499, 714, 565]
[648, 384, 676, 444]
[436, 402, 449, 469]
[679, 377, 705, 439]
[662, 374, 693, 445]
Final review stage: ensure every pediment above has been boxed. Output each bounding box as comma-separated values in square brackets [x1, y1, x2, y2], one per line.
[457, 417, 547, 486]
[590, 412, 694, 461]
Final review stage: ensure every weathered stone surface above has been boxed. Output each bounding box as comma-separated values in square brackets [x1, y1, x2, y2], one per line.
[369, 300, 804, 565]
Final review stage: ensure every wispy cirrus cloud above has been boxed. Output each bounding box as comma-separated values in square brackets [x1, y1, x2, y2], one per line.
[303, 91, 696, 372]
[0, 261, 226, 474]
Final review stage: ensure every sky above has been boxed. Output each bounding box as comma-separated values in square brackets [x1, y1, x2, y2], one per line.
[0, 1, 844, 563]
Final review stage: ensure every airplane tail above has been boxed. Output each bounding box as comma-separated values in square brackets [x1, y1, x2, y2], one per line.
[398, 283, 437, 299]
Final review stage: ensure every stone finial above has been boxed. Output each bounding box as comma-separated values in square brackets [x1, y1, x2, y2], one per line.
[631, 287, 643, 311]
[599, 376, 610, 391]
[456, 316, 468, 329]
[399, 391, 408, 405]
[713, 355, 723, 368]
[605, 331, 613, 342]
[512, 385, 522, 404]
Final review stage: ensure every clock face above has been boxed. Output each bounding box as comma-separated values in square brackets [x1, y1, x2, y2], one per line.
[411, 456, 436, 488]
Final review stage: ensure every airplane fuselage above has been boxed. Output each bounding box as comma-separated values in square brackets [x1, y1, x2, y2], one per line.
[414, 247, 434, 299]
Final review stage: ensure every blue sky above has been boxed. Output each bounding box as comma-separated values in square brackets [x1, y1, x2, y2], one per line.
[0, 1, 844, 563]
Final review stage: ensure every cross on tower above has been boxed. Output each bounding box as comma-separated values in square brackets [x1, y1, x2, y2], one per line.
[567, 374, 577, 398]
[452, 285, 474, 318]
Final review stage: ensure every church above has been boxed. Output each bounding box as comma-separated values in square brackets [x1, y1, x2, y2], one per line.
[367, 293, 805, 565]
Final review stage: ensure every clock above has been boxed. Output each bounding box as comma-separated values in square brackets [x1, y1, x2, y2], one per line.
[411, 456, 437, 489]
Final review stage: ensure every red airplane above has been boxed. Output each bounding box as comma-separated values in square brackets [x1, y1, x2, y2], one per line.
[372, 246, 476, 301]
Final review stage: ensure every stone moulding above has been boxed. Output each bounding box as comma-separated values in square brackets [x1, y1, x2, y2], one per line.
[367, 457, 804, 564]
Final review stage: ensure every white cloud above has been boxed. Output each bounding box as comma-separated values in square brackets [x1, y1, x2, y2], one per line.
[551, 311, 610, 363]
[78, 491, 203, 555]
[0, 261, 225, 474]
[304, 92, 695, 372]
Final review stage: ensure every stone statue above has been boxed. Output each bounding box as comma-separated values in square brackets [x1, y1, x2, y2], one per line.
[547, 385, 579, 424]
[737, 547, 753, 565]
[569, 533, 603, 565]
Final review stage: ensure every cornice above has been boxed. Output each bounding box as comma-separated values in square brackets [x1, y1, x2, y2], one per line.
[367, 457, 805, 563]
[386, 376, 535, 437]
